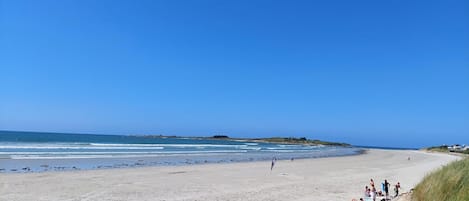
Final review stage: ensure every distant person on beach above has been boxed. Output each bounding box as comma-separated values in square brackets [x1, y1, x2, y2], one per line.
[270, 157, 276, 171]
[370, 178, 374, 186]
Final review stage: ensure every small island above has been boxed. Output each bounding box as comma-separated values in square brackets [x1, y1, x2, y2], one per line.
[137, 134, 350, 147]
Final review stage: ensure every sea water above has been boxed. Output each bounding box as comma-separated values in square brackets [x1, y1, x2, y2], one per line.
[0, 131, 363, 173]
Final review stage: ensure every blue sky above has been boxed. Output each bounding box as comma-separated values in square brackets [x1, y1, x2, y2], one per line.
[1, 0, 468, 148]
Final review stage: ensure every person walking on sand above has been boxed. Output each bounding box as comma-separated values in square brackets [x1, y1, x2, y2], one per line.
[270, 157, 276, 171]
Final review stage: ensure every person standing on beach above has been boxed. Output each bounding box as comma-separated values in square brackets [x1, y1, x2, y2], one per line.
[395, 182, 401, 197]
[384, 179, 390, 197]
[270, 157, 276, 171]
[371, 186, 377, 201]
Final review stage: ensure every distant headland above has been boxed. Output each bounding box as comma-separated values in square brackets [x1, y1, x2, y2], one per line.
[137, 135, 351, 147]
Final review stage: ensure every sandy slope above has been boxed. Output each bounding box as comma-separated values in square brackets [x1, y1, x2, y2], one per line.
[0, 149, 459, 201]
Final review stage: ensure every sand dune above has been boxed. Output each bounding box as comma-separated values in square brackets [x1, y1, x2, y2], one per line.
[0, 149, 459, 201]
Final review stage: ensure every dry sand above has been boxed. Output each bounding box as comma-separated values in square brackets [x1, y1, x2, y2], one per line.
[0, 149, 459, 201]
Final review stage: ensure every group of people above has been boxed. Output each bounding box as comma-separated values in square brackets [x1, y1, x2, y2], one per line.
[355, 179, 401, 201]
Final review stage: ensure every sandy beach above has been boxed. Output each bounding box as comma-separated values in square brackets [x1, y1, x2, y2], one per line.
[0, 149, 459, 201]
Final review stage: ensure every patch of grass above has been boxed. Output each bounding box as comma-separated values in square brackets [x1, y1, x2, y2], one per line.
[425, 145, 469, 155]
[412, 158, 469, 201]
[425, 145, 449, 153]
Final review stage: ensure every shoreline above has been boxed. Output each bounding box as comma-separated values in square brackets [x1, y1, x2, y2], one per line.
[0, 149, 459, 201]
[0, 130, 359, 173]
[0, 150, 363, 176]
[0, 146, 363, 174]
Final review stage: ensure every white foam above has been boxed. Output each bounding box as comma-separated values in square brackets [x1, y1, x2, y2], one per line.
[260, 149, 317, 153]
[7, 150, 249, 159]
[242, 147, 262, 150]
[0, 145, 165, 150]
[89, 143, 170, 147]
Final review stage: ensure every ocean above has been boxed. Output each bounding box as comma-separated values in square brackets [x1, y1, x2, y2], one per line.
[0, 131, 363, 173]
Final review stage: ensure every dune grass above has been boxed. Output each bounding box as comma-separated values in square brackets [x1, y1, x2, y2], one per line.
[412, 157, 469, 201]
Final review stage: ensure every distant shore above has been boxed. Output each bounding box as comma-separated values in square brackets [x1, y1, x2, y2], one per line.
[0, 149, 459, 201]
[138, 135, 351, 147]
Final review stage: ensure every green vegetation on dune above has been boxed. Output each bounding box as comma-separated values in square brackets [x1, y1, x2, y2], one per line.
[425, 145, 450, 153]
[425, 146, 469, 154]
[412, 158, 469, 201]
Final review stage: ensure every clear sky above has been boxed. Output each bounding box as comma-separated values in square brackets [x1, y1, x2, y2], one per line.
[1, 0, 468, 148]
